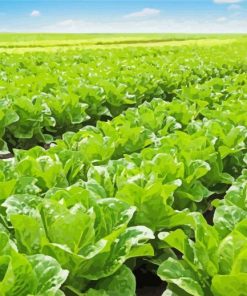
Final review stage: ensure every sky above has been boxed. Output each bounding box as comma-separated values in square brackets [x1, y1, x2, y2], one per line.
[0, 0, 246, 33]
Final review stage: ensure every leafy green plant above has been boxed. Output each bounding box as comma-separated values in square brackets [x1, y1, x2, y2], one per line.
[0, 231, 68, 296]
[2, 191, 154, 292]
[157, 211, 247, 296]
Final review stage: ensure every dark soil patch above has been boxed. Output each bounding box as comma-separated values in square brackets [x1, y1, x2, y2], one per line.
[203, 206, 215, 225]
[0, 152, 13, 160]
[135, 265, 165, 296]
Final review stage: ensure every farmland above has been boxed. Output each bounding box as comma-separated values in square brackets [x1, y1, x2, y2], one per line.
[0, 34, 247, 295]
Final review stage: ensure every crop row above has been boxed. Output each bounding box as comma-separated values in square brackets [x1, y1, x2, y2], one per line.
[0, 40, 247, 152]
[1, 171, 246, 295]
[0, 60, 247, 295]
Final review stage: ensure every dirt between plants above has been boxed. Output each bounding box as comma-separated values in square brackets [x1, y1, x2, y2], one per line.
[135, 265, 165, 296]
[137, 285, 165, 296]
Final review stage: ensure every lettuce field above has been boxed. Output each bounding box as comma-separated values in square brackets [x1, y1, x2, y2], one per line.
[0, 35, 247, 296]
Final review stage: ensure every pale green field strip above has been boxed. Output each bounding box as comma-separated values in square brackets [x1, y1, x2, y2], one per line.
[0, 38, 236, 53]
[0, 37, 194, 48]
[0, 32, 231, 45]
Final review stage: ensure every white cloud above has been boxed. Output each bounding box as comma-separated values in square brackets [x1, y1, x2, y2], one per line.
[214, 0, 242, 3]
[124, 8, 160, 19]
[40, 16, 247, 34]
[217, 16, 227, 21]
[228, 4, 241, 9]
[58, 19, 77, 26]
[30, 10, 40, 17]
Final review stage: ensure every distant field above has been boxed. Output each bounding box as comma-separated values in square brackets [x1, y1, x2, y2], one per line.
[0, 33, 245, 53]
[0, 33, 243, 47]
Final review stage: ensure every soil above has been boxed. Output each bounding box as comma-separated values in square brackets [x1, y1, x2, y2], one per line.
[135, 265, 165, 296]
[137, 285, 165, 296]
[0, 152, 13, 160]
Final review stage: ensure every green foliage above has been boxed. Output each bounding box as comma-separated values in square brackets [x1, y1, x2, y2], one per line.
[0, 39, 247, 150]
[0, 232, 68, 296]
[0, 38, 247, 295]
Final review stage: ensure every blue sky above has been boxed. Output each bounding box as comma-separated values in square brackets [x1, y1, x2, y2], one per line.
[0, 0, 246, 33]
